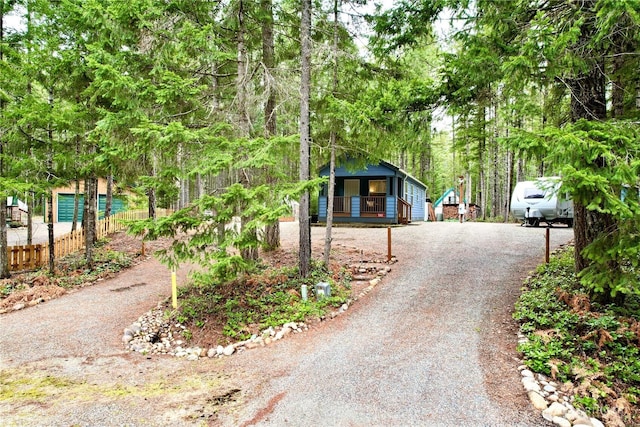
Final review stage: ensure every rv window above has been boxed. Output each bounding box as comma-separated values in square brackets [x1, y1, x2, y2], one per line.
[524, 188, 545, 199]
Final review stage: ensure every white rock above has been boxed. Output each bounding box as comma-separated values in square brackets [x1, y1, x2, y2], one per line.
[527, 391, 548, 410]
[564, 409, 579, 422]
[521, 369, 534, 378]
[543, 402, 568, 419]
[590, 418, 605, 427]
[522, 377, 541, 392]
[222, 345, 235, 356]
[544, 384, 557, 393]
[130, 323, 142, 334]
[187, 354, 199, 361]
[12, 303, 25, 311]
[216, 345, 224, 355]
[122, 334, 133, 344]
[551, 416, 571, 427]
[207, 348, 216, 358]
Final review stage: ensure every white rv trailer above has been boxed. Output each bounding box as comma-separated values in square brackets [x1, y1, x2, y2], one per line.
[510, 177, 573, 227]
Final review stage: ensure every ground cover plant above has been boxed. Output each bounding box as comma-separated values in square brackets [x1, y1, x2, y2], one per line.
[515, 246, 640, 426]
[166, 257, 353, 348]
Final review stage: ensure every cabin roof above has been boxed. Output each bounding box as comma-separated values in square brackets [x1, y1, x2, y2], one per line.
[318, 159, 427, 190]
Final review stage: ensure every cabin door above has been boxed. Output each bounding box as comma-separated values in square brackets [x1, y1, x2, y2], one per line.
[344, 179, 359, 213]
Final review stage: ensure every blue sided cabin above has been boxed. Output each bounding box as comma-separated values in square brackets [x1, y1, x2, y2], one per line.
[318, 160, 428, 224]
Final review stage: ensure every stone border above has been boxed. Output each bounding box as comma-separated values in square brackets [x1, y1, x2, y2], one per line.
[123, 261, 394, 360]
[517, 333, 605, 427]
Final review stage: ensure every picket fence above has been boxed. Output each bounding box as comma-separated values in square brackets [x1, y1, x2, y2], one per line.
[6, 210, 167, 272]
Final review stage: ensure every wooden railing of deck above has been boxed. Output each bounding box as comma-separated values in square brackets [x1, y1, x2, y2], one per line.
[333, 196, 351, 214]
[398, 197, 412, 224]
[360, 196, 386, 215]
[6, 209, 169, 272]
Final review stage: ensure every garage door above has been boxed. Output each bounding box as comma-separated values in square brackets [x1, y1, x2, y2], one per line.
[58, 194, 127, 222]
[57, 194, 84, 222]
[98, 195, 127, 219]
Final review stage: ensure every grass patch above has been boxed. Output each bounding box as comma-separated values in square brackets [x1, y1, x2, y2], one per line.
[514, 246, 640, 425]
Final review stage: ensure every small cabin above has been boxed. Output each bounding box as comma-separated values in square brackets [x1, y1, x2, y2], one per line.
[433, 187, 478, 221]
[6, 197, 28, 227]
[318, 160, 428, 224]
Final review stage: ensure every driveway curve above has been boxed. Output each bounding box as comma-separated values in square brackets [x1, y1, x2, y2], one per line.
[0, 222, 573, 426]
[222, 222, 572, 426]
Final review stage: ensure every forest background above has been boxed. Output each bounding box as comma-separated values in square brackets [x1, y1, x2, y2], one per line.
[1, 0, 640, 303]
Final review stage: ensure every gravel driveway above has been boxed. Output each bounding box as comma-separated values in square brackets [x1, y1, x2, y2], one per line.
[0, 221, 572, 426]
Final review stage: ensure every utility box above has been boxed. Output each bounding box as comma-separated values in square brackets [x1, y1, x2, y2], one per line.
[315, 282, 331, 299]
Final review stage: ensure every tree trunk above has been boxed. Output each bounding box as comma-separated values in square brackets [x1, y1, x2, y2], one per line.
[324, 145, 336, 268]
[105, 174, 113, 218]
[148, 153, 157, 219]
[195, 174, 204, 199]
[0, 193, 8, 279]
[323, 0, 340, 268]
[236, 0, 258, 262]
[261, 0, 280, 251]
[504, 148, 513, 222]
[478, 107, 486, 220]
[0, 6, 8, 279]
[491, 102, 499, 218]
[568, 6, 611, 281]
[47, 188, 54, 274]
[27, 191, 33, 245]
[72, 177, 80, 232]
[298, 0, 312, 278]
[85, 174, 98, 268]
[47, 89, 55, 274]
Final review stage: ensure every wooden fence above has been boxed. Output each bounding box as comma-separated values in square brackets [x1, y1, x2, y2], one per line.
[7, 209, 168, 272]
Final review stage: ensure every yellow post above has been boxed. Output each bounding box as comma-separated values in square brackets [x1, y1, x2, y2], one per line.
[171, 268, 178, 309]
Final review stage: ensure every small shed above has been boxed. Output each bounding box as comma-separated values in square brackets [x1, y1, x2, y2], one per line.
[6, 197, 28, 227]
[433, 187, 478, 221]
[318, 160, 428, 224]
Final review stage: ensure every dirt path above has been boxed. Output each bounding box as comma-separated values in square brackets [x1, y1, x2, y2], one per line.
[0, 222, 572, 426]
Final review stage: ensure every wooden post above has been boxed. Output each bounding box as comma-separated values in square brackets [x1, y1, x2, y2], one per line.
[387, 226, 392, 262]
[545, 227, 550, 264]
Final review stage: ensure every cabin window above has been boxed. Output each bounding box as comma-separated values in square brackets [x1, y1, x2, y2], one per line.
[369, 180, 386, 196]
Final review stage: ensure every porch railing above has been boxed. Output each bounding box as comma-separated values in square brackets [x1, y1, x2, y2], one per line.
[333, 196, 351, 214]
[398, 197, 412, 224]
[360, 196, 386, 214]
